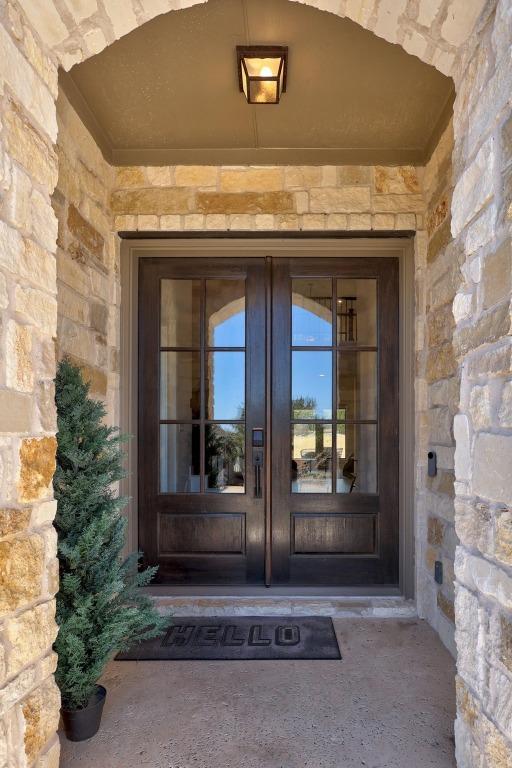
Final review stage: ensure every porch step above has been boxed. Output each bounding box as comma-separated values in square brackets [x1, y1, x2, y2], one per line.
[149, 593, 417, 619]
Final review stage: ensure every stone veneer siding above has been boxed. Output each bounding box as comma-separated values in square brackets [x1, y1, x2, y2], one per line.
[450, 2, 512, 765]
[53, 93, 118, 425]
[0, 1, 510, 767]
[415, 121, 459, 654]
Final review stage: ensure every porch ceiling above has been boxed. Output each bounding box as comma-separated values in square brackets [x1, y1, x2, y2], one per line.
[61, 0, 454, 167]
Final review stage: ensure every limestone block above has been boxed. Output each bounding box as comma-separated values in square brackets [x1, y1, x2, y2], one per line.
[64, 354, 107, 397]
[428, 218, 452, 262]
[469, 385, 492, 431]
[57, 251, 89, 296]
[18, 437, 57, 504]
[23, 239, 57, 294]
[464, 204, 497, 256]
[495, 509, 512, 566]
[297, 213, 323, 230]
[36, 381, 57, 433]
[4, 99, 58, 190]
[205, 214, 227, 230]
[31, 190, 58, 253]
[374, 166, 420, 194]
[454, 414, 471, 481]
[114, 215, 137, 230]
[428, 303, 454, 347]
[395, 213, 416, 229]
[427, 195, 450, 236]
[83, 27, 108, 57]
[426, 343, 457, 383]
[428, 515, 445, 546]
[6, 164, 32, 233]
[276, 214, 300, 230]
[112, 188, 194, 215]
[454, 303, 511, 357]
[255, 215, 274, 230]
[197, 191, 293, 215]
[428, 406, 453, 444]
[104, 0, 138, 37]
[0, 25, 58, 141]
[455, 498, 493, 556]
[219, 168, 282, 193]
[0, 666, 37, 715]
[482, 239, 511, 310]
[326, 214, 348, 229]
[441, 0, 487, 47]
[0, 535, 44, 613]
[63, 0, 98, 24]
[372, 214, 395, 230]
[437, 591, 455, 623]
[336, 165, 373, 187]
[14, 286, 57, 337]
[0, 508, 31, 538]
[473, 433, 512, 504]
[6, 602, 57, 677]
[498, 382, 512, 427]
[6, 321, 33, 393]
[115, 167, 146, 188]
[372, 0, 407, 44]
[454, 584, 487, 695]
[21, 677, 60, 765]
[0, 390, 32, 434]
[184, 214, 205, 230]
[67, 204, 105, 261]
[295, 191, 309, 215]
[453, 292, 473, 323]
[174, 166, 217, 188]
[160, 215, 182, 230]
[310, 187, 370, 213]
[349, 213, 371, 230]
[137, 215, 159, 230]
[284, 167, 322, 189]
[417, 0, 443, 28]
[452, 137, 495, 237]
[467, 344, 512, 380]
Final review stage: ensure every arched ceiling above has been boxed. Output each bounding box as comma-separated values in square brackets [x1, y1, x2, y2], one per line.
[60, 0, 454, 166]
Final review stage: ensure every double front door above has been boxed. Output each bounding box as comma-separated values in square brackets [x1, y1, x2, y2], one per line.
[138, 254, 399, 587]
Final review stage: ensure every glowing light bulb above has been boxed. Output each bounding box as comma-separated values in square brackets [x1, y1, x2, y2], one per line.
[259, 65, 273, 77]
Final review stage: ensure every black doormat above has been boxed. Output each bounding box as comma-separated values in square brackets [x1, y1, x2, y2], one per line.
[116, 616, 341, 661]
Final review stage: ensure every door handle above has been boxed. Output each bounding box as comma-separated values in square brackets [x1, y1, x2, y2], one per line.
[253, 449, 263, 498]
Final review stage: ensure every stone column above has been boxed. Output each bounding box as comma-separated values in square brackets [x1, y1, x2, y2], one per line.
[0, 4, 60, 766]
[451, 0, 512, 764]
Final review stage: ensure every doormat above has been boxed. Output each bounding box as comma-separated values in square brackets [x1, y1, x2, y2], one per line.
[116, 616, 341, 661]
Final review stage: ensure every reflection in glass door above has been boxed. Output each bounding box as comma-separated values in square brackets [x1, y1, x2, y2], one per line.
[139, 258, 266, 585]
[272, 257, 399, 587]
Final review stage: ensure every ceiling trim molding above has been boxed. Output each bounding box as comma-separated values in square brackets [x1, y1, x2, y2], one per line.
[111, 146, 427, 166]
[59, 69, 114, 164]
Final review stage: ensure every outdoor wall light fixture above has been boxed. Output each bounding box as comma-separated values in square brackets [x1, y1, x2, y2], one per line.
[237, 46, 288, 104]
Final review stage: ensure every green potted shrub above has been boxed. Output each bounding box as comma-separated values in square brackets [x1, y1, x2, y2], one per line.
[53, 359, 166, 742]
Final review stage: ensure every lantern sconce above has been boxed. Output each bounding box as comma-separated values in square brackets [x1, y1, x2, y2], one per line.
[236, 46, 288, 104]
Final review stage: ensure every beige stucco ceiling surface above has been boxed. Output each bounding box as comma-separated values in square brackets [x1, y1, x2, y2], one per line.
[62, 0, 454, 166]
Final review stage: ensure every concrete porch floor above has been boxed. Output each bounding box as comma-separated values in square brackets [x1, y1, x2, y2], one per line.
[60, 619, 456, 768]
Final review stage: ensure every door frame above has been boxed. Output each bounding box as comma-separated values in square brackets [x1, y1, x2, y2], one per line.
[120, 236, 415, 598]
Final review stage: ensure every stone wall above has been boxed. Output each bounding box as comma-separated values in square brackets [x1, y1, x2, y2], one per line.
[450, 0, 512, 765]
[0, 3, 60, 767]
[0, 0, 509, 766]
[111, 163, 423, 233]
[52, 92, 118, 424]
[415, 121, 459, 654]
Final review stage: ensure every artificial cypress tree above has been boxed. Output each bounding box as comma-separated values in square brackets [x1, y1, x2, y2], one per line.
[54, 358, 166, 709]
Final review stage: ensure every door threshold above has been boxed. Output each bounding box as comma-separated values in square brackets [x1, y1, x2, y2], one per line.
[146, 587, 416, 618]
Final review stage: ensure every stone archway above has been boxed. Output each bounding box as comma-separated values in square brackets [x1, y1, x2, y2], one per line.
[1, 1, 510, 767]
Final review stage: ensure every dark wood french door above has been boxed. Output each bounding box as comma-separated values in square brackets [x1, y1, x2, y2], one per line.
[138, 254, 399, 587]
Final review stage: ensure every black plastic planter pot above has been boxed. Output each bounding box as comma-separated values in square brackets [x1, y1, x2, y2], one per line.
[61, 685, 107, 742]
